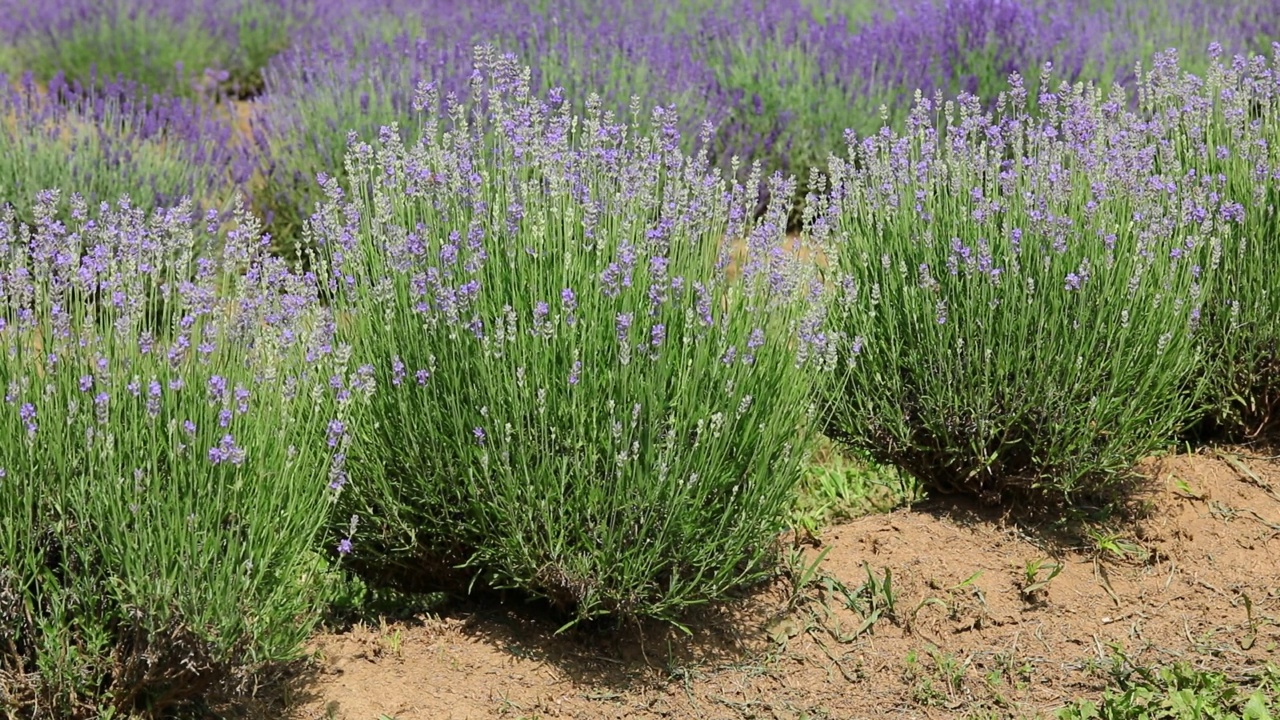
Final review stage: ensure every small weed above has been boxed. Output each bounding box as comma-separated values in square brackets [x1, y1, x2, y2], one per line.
[992, 651, 1035, 689]
[1021, 558, 1064, 600]
[784, 545, 833, 609]
[378, 618, 404, 659]
[903, 646, 969, 709]
[494, 689, 529, 716]
[909, 571, 985, 630]
[1171, 476, 1205, 500]
[930, 647, 968, 698]
[841, 563, 898, 634]
[1088, 530, 1150, 564]
[904, 649, 947, 707]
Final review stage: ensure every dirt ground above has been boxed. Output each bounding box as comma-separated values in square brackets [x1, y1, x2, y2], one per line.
[252, 448, 1280, 720]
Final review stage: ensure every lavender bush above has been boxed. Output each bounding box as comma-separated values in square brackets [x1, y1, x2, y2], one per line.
[309, 48, 828, 625]
[0, 71, 246, 225]
[812, 64, 1234, 506]
[0, 0, 315, 98]
[0, 193, 360, 717]
[1137, 46, 1280, 438]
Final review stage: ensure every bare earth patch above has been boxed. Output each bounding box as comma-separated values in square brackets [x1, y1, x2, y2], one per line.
[260, 449, 1280, 720]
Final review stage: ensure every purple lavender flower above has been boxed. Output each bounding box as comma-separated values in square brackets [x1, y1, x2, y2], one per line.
[473, 427, 486, 445]
[651, 324, 667, 348]
[601, 263, 623, 298]
[351, 365, 376, 396]
[16, 402, 40, 442]
[391, 355, 406, 386]
[336, 538, 353, 555]
[615, 312, 634, 343]
[78, 375, 94, 392]
[94, 392, 110, 424]
[207, 375, 227, 401]
[327, 419, 346, 447]
[208, 434, 246, 466]
[146, 380, 162, 417]
[329, 452, 348, 491]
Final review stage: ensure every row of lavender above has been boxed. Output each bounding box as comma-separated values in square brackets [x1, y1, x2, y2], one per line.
[2, 40, 1279, 720]
[3, 0, 1278, 247]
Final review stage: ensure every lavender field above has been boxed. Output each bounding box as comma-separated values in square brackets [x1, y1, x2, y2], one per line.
[1, 1, 1278, 718]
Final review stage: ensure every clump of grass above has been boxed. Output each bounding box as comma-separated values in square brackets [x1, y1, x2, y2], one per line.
[0, 193, 359, 718]
[310, 47, 830, 627]
[813, 62, 1229, 507]
[792, 436, 922, 533]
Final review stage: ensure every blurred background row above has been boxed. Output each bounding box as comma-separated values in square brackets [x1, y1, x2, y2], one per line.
[3, 0, 1277, 253]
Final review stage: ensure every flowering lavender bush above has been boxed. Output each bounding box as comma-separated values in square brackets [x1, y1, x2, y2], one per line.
[0, 71, 246, 225]
[0, 0, 315, 98]
[1132, 47, 1280, 438]
[0, 193, 359, 717]
[251, 2, 713, 257]
[812, 65, 1233, 505]
[309, 48, 828, 624]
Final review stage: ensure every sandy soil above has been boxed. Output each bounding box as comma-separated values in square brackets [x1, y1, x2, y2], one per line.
[232, 448, 1280, 720]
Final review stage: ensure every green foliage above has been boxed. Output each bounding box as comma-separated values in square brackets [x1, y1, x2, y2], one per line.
[311, 49, 827, 626]
[0, 196, 355, 718]
[1020, 557, 1063, 597]
[1060, 658, 1280, 720]
[791, 436, 921, 533]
